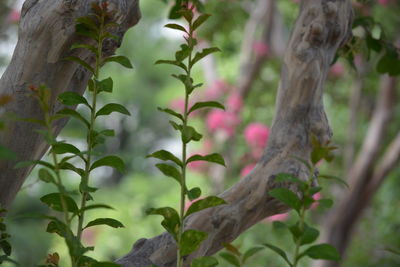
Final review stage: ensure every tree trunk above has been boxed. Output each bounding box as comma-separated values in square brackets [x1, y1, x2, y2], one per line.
[0, 0, 141, 210]
[116, 1, 353, 266]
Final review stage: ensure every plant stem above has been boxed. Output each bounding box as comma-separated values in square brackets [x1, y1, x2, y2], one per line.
[76, 13, 104, 242]
[177, 15, 194, 267]
[292, 206, 306, 267]
[45, 113, 74, 265]
[292, 167, 314, 267]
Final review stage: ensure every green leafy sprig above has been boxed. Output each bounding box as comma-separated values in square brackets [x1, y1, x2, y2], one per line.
[147, 3, 226, 267]
[263, 136, 347, 267]
[17, 2, 131, 266]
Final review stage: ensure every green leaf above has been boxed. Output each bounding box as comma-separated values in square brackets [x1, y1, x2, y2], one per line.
[58, 91, 89, 107]
[98, 77, 113, 93]
[188, 101, 224, 114]
[155, 60, 188, 72]
[376, 47, 400, 76]
[275, 173, 307, 189]
[155, 163, 182, 185]
[100, 129, 115, 137]
[192, 14, 211, 31]
[219, 252, 240, 267]
[46, 219, 72, 238]
[103, 56, 133, 68]
[91, 262, 122, 267]
[187, 187, 201, 201]
[157, 107, 184, 121]
[64, 56, 95, 74]
[187, 153, 225, 167]
[318, 174, 349, 188]
[96, 103, 131, 117]
[268, 188, 301, 212]
[71, 43, 98, 55]
[59, 162, 85, 176]
[146, 207, 180, 240]
[164, 23, 187, 33]
[79, 204, 114, 213]
[84, 218, 124, 229]
[0, 240, 11, 256]
[301, 244, 340, 261]
[272, 221, 288, 230]
[91, 155, 125, 172]
[191, 47, 221, 67]
[14, 160, 54, 170]
[185, 196, 226, 218]
[300, 224, 320, 245]
[57, 108, 90, 128]
[75, 23, 98, 40]
[75, 17, 99, 31]
[192, 256, 218, 267]
[40, 193, 79, 214]
[243, 246, 265, 263]
[175, 44, 191, 62]
[180, 229, 208, 256]
[52, 143, 80, 155]
[318, 199, 334, 209]
[263, 243, 292, 266]
[38, 168, 55, 183]
[147, 150, 183, 167]
[182, 125, 202, 143]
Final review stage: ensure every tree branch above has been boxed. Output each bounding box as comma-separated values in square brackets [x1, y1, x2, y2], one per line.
[0, 0, 141, 209]
[116, 1, 353, 266]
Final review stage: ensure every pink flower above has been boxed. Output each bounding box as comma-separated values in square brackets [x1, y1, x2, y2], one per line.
[311, 192, 321, 210]
[265, 213, 289, 222]
[329, 62, 345, 77]
[244, 123, 270, 148]
[226, 93, 243, 113]
[82, 228, 97, 246]
[205, 80, 229, 100]
[8, 10, 20, 23]
[240, 163, 256, 177]
[206, 110, 240, 137]
[253, 41, 269, 57]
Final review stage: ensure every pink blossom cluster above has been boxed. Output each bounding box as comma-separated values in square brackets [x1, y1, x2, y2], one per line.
[239, 123, 270, 177]
[8, 9, 20, 24]
[253, 41, 269, 57]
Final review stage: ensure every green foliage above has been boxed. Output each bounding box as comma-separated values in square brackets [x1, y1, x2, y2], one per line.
[147, 3, 225, 266]
[0, 208, 16, 265]
[18, 2, 131, 266]
[264, 140, 345, 267]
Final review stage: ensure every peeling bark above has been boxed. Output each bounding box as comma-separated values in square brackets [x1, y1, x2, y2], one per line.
[0, 0, 141, 209]
[116, 1, 353, 266]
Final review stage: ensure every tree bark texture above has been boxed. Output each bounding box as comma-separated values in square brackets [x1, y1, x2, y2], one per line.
[0, 0, 141, 209]
[116, 1, 353, 266]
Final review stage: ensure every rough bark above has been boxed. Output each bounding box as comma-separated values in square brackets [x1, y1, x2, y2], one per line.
[206, 0, 284, 194]
[0, 0, 141, 209]
[315, 76, 398, 267]
[116, 1, 353, 266]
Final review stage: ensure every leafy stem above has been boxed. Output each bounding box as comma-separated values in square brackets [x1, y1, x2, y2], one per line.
[76, 9, 104, 242]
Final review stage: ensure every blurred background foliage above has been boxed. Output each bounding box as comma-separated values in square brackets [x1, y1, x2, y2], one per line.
[1, 0, 400, 266]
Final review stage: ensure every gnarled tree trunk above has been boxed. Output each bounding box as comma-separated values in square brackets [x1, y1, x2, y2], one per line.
[0, 0, 141, 209]
[116, 1, 353, 266]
